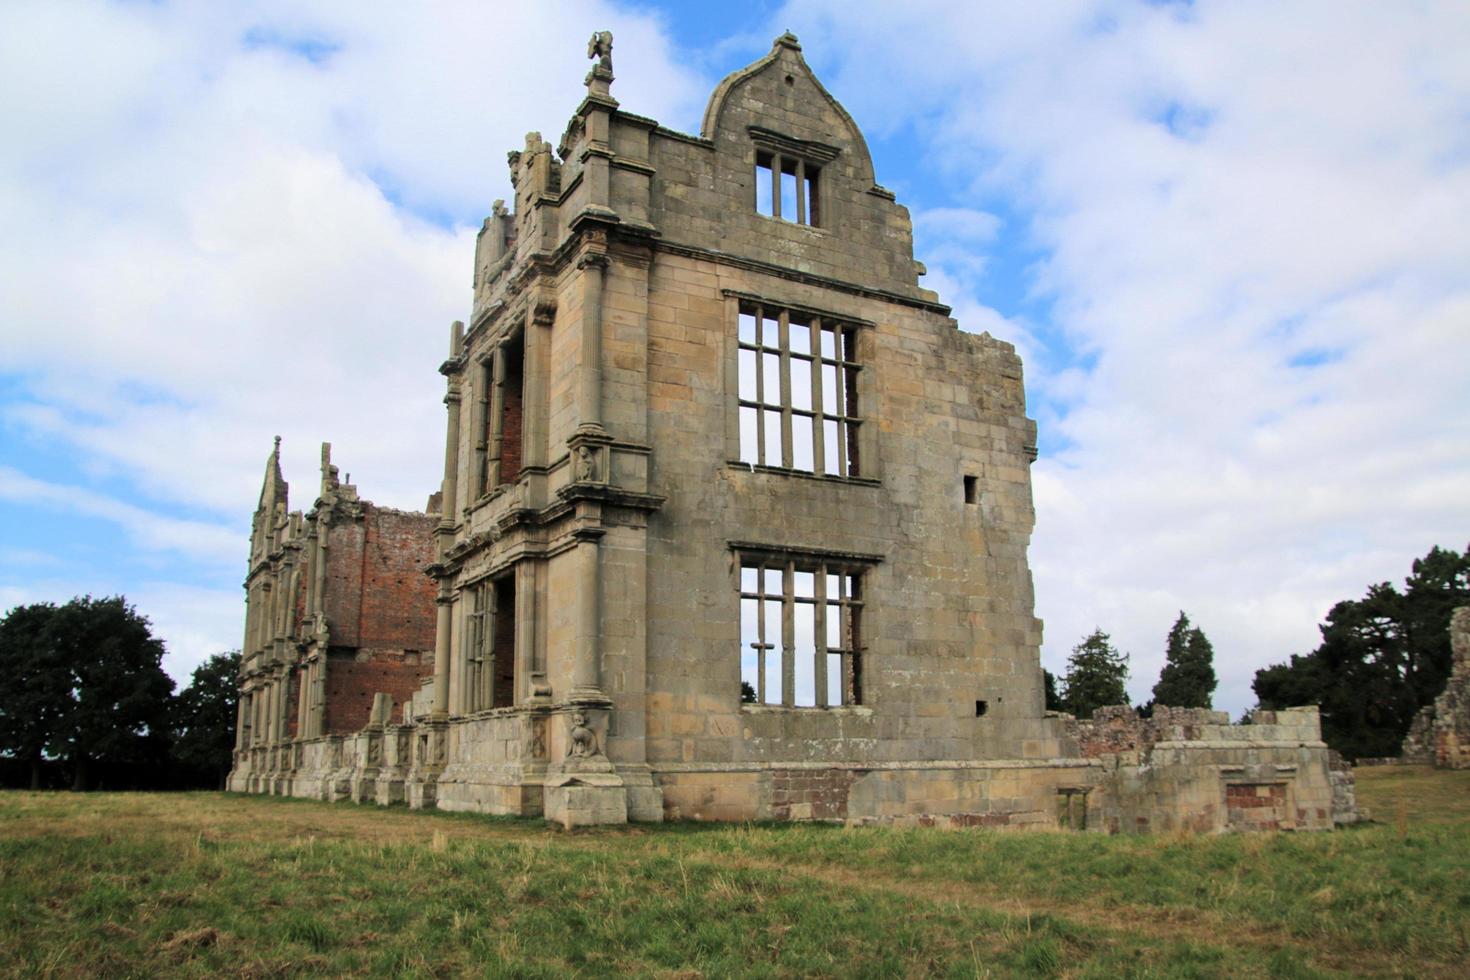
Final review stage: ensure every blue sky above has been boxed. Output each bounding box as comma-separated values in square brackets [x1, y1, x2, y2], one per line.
[2, 1, 1467, 714]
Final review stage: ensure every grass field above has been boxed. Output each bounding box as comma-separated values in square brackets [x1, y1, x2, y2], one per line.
[1, 766, 1466, 978]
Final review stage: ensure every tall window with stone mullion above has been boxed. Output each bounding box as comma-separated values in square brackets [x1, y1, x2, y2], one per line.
[737, 303, 860, 476]
[740, 559, 863, 707]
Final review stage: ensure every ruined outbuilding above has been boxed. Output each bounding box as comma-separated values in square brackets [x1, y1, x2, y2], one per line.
[229, 32, 1349, 831]
[229, 441, 438, 798]
[1400, 607, 1470, 769]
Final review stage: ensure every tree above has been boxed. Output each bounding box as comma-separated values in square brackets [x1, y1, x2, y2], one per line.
[0, 602, 71, 788]
[0, 597, 175, 790]
[1152, 612, 1217, 708]
[171, 651, 241, 789]
[1061, 629, 1129, 719]
[1254, 544, 1470, 759]
[1042, 669, 1064, 712]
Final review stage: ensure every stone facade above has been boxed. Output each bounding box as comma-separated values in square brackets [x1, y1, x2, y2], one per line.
[1400, 606, 1470, 769]
[227, 440, 438, 797]
[228, 32, 1351, 831]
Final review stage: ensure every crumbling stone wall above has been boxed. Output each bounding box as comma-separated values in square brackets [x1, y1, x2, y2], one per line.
[1068, 705, 1350, 832]
[1400, 606, 1470, 769]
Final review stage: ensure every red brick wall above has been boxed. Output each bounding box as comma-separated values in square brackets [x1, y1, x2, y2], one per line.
[317, 501, 437, 734]
[1225, 783, 1287, 831]
[500, 383, 523, 485]
[357, 506, 437, 650]
[771, 768, 858, 820]
[321, 503, 436, 651]
[493, 578, 516, 708]
[323, 648, 430, 734]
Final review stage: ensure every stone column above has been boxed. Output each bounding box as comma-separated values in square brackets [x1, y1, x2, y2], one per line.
[311, 523, 328, 617]
[524, 305, 551, 471]
[577, 253, 608, 435]
[487, 344, 506, 487]
[571, 532, 605, 700]
[433, 594, 452, 718]
[235, 694, 248, 751]
[441, 386, 461, 527]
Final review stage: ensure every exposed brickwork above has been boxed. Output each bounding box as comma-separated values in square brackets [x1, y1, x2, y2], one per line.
[771, 768, 859, 821]
[356, 506, 437, 650]
[500, 380, 523, 486]
[492, 578, 516, 708]
[1225, 783, 1287, 831]
[324, 648, 430, 734]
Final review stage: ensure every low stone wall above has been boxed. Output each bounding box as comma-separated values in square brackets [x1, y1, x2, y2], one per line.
[1068, 705, 1351, 832]
[229, 700, 1356, 831]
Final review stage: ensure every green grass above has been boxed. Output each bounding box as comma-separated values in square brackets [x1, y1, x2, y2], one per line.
[0, 766, 1465, 977]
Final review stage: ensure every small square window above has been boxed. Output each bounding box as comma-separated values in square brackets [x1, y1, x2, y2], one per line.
[754, 149, 819, 226]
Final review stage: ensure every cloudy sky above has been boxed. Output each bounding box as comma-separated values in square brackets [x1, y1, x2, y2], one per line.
[2, 0, 1467, 715]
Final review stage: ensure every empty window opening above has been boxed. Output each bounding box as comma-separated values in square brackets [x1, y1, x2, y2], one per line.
[738, 302, 860, 477]
[464, 574, 517, 712]
[474, 333, 527, 497]
[739, 557, 863, 707]
[975, 699, 988, 717]
[1057, 789, 1088, 830]
[964, 475, 978, 504]
[754, 150, 819, 226]
[498, 333, 525, 487]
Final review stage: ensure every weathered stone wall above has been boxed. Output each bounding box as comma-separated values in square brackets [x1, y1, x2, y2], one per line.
[1069, 706, 1346, 832]
[1400, 606, 1470, 769]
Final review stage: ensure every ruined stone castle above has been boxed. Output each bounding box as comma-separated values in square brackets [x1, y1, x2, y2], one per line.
[229, 33, 1352, 831]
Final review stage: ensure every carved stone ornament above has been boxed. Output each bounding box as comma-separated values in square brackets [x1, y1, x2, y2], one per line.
[586, 30, 613, 73]
[574, 444, 601, 483]
[568, 709, 599, 758]
[529, 717, 548, 760]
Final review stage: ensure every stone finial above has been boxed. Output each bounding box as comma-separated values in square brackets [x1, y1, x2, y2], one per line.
[775, 30, 801, 50]
[587, 30, 613, 74]
[585, 30, 615, 100]
[320, 441, 339, 493]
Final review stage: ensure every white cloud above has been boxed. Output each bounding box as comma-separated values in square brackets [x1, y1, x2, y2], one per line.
[0, 0, 706, 517]
[0, 467, 238, 565]
[779, 0, 1470, 713]
[0, 1, 707, 685]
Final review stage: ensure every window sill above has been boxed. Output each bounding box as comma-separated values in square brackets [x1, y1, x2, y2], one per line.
[740, 703, 873, 716]
[726, 460, 880, 488]
[753, 213, 829, 235]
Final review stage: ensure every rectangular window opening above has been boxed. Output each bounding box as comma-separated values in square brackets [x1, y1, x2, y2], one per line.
[964, 475, 978, 504]
[498, 334, 525, 487]
[736, 303, 861, 477]
[754, 148, 819, 226]
[739, 556, 866, 707]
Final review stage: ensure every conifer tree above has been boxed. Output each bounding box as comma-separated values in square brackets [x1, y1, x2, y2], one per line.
[1062, 629, 1129, 719]
[1152, 612, 1218, 708]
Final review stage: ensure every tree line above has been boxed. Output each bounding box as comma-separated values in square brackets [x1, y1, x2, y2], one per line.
[0, 596, 238, 790]
[1044, 610, 1218, 720]
[1046, 543, 1470, 761]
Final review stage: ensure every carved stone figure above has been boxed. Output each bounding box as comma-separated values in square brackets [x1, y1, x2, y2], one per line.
[574, 444, 598, 482]
[587, 30, 613, 73]
[568, 710, 597, 758]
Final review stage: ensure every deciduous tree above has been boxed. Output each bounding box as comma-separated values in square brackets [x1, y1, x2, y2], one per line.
[0, 602, 70, 788]
[172, 651, 241, 789]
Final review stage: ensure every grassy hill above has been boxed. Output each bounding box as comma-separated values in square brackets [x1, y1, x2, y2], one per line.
[1, 767, 1466, 977]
